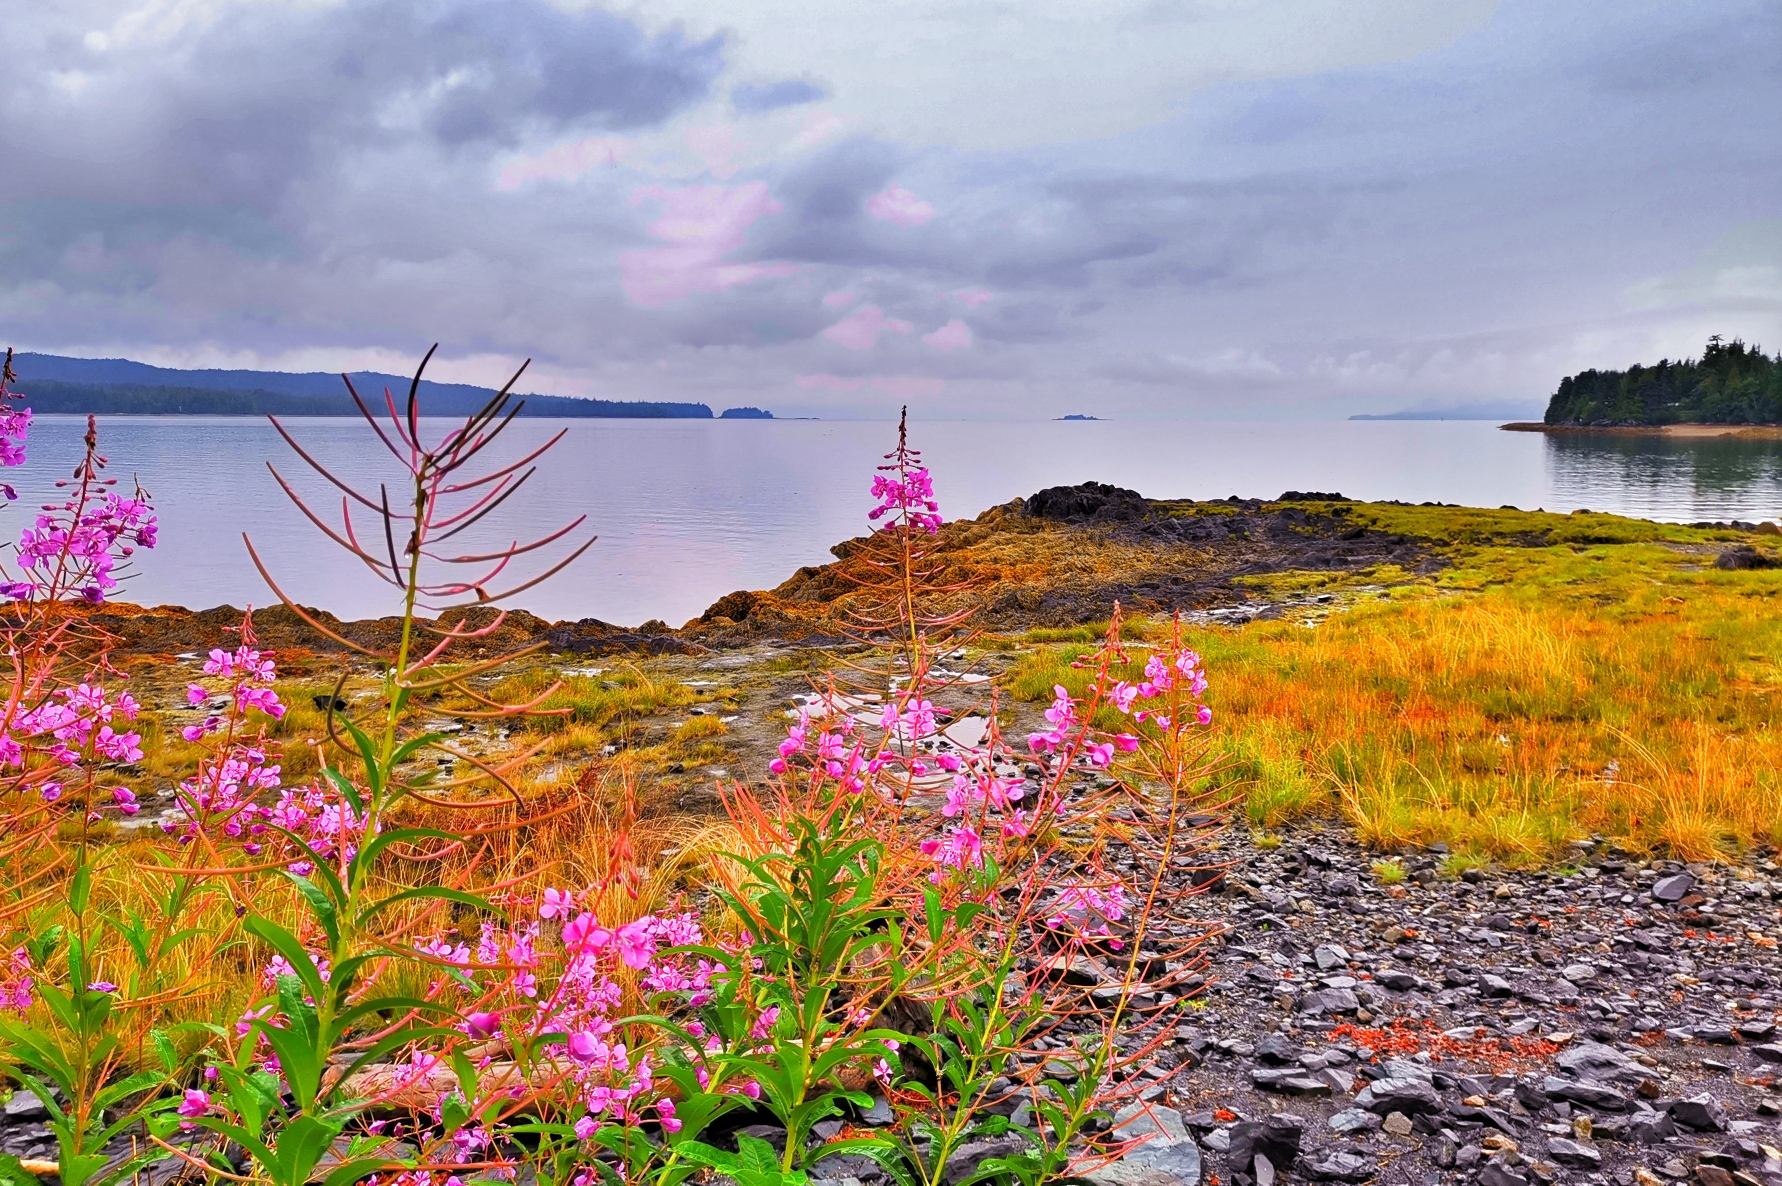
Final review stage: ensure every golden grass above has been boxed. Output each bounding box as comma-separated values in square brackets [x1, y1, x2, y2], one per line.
[1011, 523, 1782, 864]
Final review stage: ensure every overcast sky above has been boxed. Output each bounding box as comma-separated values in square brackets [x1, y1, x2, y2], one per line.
[3, 0, 1778, 419]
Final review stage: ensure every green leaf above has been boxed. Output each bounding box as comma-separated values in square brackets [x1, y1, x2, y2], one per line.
[151, 1030, 179, 1074]
[924, 887, 944, 946]
[357, 884, 498, 927]
[279, 872, 341, 949]
[69, 862, 92, 914]
[322, 1157, 407, 1186]
[388, 731, 446, 768]
[348, 826, 459, 880]
[322, 765, 366, 818]
[243, 916, 328, 1007]
[0, 1155, 36, 1186]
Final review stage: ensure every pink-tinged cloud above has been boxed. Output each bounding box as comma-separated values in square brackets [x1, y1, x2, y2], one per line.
[954, 287, 994, 307]
[496, 136, 631, 190]
[822, 290, 859, 309]
[924, 319, 972, 351]
[795, 373, 866, 392]
[822, 304, 914, 349]
[619, 183, 798, 307]
[865, 185, 936, 227]
[793, 112, 845, 148]
[795, 374, 945, 398]
[686, 125, 746, 179]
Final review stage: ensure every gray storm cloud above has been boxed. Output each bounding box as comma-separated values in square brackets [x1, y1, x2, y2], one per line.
[0, 0, 1777, 419]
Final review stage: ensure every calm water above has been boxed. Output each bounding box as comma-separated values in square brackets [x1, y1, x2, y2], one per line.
[10, 417, 1781, 626]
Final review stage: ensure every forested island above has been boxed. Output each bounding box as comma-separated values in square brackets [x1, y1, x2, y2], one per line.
[7, 352, 763, 419]
[1543, 335, 1782, 425]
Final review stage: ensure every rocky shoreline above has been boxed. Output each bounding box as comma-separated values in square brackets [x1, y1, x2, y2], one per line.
[6, 820, 1778, 1186]
[71, 484, 1440, 661]
[1501, 422, 1782, 440]
[1076, 826, 1782, 1186]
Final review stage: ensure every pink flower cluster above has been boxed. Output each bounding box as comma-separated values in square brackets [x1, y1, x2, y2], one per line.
[0, 683, 145, 815]
[879, 694, 938, 742]
[868, 467, 942, 534]
[418, 892, 722, 1130]
[161, 642, 291, 849]
[1110, 648, 1213, 730]
[7, 492, 157, 604]
[0, 947, 32, 1012]
[261, 782, 373, 871]
[1044, 881, 1128, 943]
[0, 404, 30, 470]
[182, 644, 285, 741]
[770, 709, 886, 792]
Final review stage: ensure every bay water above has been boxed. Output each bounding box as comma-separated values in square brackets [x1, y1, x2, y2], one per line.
[10, 416, 1779, 626]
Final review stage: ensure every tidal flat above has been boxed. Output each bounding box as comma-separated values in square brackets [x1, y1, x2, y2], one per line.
[75, 482, 1782, 864]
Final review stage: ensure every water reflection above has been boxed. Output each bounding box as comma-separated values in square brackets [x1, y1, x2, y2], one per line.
[1546, 433, 1782, 522]
[4, 417, 1779, 625]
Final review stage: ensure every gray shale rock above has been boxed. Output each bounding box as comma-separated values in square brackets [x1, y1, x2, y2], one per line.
[1555, 1041, 1648, 1084]
[1543, 1076, 1630, 1110]
[1305, 1151, 1376, 1182]
[3, 1092, 49, 1122]
[1228, 1114, 1306, 1177]
[1545, 1138, 1602, 1168]
[944, 1137, 1028, 1186]
[1297, 988, 1361, 1016]
[1669, 1095, 1729, 1133]
[1354, 1077, 1441, 1116]
[1328, 1109, 1383, 1135]
[1653, 873, 1696, 902]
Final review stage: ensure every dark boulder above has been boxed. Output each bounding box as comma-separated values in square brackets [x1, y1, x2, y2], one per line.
[1026, 482, 1150, 522]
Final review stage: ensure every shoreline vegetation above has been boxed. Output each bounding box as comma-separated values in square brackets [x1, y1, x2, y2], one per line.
[4, 345, 1781, 1186]
[78, 484, 1782, 865]
[9, 351, 773, 419]
[1538, 334, 1782, 428]
[1500, 420, 1782, 438]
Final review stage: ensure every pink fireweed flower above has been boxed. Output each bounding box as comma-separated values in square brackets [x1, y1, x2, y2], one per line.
[919, 826, 983, 882]
[1045, 881, 1128, 940]
[615, 919, 656, 970]
[656, 1098, 682, 1133]
[539, 888, 575, 919]
[751, 1005, 780, 1041]
[187, 684, 209, 707]
[95, 726, 144, 763]
[880, 696, 938, 741]
[464, 1012, 501, 1040]
[567, 1031, 604, 1063]
[111, 787, 139, 815]
[574, 1115, 598, 1141]
[236, 686, 284, 719]
[1, 947, 34, 1012]
[177, 1089, 211, 1119]
[562, 913, 612, 955]
[868, 468, 943, 534]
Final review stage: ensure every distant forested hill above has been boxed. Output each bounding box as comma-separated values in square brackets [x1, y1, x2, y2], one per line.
[6, 353, 717, 418]
[1544, 337, 1782, 426]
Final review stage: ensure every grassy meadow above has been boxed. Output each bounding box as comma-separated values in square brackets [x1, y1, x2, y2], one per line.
[1008, 502, 1782, 864]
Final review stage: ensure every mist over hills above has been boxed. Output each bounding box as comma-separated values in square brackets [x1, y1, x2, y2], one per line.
[6, 353, 768, 419]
